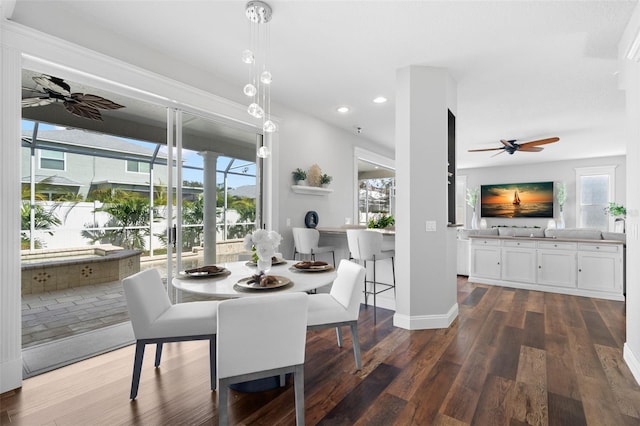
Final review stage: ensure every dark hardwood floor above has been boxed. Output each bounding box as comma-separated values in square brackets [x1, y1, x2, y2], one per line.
[3, 276, 640, 425]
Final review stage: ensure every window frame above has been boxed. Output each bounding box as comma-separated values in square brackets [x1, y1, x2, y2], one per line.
[126, 159, 151, 174]
[575, 165, 617, 230]
[39, 149, 66, 171]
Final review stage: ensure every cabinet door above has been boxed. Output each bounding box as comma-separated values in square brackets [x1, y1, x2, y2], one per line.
[502, 247, 536, 283]
[537, 250, 577, 288]
[577, 252, 622, 292]
[470, 245, 501, 279]
[457, 239, 470, 276]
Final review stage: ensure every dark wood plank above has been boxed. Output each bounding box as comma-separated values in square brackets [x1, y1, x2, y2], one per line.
[546, 333, 581, 400]
[548, 392, 587, 426]
[581, 309, 618, 348]
[472, 374, 515, 425]
[352, 392, 407, 426]
[318, 363, 401, 425]
[523, 311, 545, 350]
[461, 286, 487, 306]
[489, 326, 524, 380]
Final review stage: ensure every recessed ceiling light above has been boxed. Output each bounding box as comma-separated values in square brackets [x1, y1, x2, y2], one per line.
[373, 96, 387, 104]
[337, 106, 350, 113]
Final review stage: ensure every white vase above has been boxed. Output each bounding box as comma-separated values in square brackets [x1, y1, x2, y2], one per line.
[556, 210, 565, 229]
[471, 211, 478, 230]
[257, 258, 272, 275]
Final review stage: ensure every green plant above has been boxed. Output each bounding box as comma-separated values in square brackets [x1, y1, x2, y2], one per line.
[292, 168, 307, 182]
[556, 182, 567, 211]
[368, 214, 395, 229]
[320, 174, 332, 185]
[466, 187, 479, 209]
[604, 202, 626, 218]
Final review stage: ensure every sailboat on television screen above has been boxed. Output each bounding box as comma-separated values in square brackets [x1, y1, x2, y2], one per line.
[513, 190, 521, 205]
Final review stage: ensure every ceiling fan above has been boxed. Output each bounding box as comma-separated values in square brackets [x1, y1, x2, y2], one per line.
[22, 74, 125, 121]
[468, 137, 560, 156]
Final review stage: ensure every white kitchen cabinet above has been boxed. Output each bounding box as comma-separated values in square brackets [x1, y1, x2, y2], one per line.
[470, 239, 501, 279]
[468, 236, 623, 301]
[577, 243, 623, 293]
[501, 241, 536, 284]
[537, 249, 577, 288]
[457, 239, 470, 276]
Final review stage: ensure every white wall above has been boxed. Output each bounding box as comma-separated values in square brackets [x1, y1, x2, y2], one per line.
[274, 104, 393, 258]
[620, 3, 640, 385]
[459, 155, 626, 229]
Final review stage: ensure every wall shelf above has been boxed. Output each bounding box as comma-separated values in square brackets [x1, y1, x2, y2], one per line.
[291, 185, 333, 195]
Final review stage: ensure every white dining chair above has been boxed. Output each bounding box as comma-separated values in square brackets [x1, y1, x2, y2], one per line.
[217, 292, 309, 426]
[122, 268, 219, 400]
[292, 227, 336, 266]
[307, 259, 366, 370]
[346, 229, 396, 323]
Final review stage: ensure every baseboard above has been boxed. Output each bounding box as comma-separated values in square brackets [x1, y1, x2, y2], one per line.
[392, 302, 459, 330]
[624, 343, 640, 386]
[1, 356, 23, 393]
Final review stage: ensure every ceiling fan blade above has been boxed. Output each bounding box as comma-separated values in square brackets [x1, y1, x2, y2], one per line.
[518, 137, 559, 148]
[72, 93, 125, 111]
[33, 75, 71, 97]
[491, 150, 507, 158]
[518, 146, 544, 152]
[22, 97, 55, 108]
[468, 147, 504, 152]
[500, 139, 516, 148]
[63, 100, 104, 121]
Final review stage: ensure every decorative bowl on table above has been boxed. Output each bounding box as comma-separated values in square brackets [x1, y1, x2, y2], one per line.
[182, 265, 228, 278]
[290, 261, 333, 272]
[245, 256, 287, 267]
[236, 275, 291, 290]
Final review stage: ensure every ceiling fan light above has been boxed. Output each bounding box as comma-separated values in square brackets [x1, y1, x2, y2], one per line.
[247, 103, 264, 118]
[260, 70, 272, 85]
[263, 119, 277, 132]
[242, 49, 255, 64]
[243, 83, 257, 97]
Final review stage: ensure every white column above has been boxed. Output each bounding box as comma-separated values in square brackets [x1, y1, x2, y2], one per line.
[621, 5, 640, 384]
[0, 21, 23, 392]
[200, 151, 219, 265]
[393, 66, 458, 330]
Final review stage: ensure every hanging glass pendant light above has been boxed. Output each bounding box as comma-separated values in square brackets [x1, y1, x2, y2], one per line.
[243, 1, 276, 157]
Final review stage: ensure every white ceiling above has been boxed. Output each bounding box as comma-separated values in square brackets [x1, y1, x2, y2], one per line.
[9, 1, 637, 169]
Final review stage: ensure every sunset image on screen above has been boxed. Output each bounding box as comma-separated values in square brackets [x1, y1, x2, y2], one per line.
[480, 182, 554, 218]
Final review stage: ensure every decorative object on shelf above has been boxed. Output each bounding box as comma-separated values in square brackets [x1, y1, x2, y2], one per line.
[304, 211, 319, 228]
[243, 229, 282, 276]
[242, 1, 276, 158]
[307, 164, 322, 187]
[368, 214, 395, 229]
[556, 182, 567, 229]
[466, 187, 480, 229]
[605, 202, 627, 233]
[479, 218, 488, 229]
[291, 168, 307, 185]
[320, 173, 333, 188]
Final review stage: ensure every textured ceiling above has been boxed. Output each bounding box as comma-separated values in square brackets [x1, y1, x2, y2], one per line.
[10, 1, 637, 169]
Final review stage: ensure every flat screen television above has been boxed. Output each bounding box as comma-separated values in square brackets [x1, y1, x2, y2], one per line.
[480, 181, 554, 218]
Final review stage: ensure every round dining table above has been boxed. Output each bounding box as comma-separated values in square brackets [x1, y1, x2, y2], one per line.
[171, 259, 337, 298]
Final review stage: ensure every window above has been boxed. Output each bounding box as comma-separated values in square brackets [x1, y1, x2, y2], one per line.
[575, 166, 616, 230]
[126, 160, 150, 173]
[40, 150, 65, 170]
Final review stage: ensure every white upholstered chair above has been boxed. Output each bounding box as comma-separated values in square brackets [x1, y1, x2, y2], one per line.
[122, 268, 219, 400]
[292, 227, 336, 266]
[307, 259, 366, 370]
[217, 293, 309, 426]
[346, 229, 396, 323]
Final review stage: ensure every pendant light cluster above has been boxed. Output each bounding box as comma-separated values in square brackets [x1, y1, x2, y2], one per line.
[243, 1, 275, 158]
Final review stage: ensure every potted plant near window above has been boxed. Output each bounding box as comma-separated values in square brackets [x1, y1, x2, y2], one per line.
[605, 202, 626, 232]
[292, 168, 307, 186]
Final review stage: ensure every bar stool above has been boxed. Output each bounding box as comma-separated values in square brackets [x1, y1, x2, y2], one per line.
[346, 229, 395, 323]
[292, 227, 336, 266]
